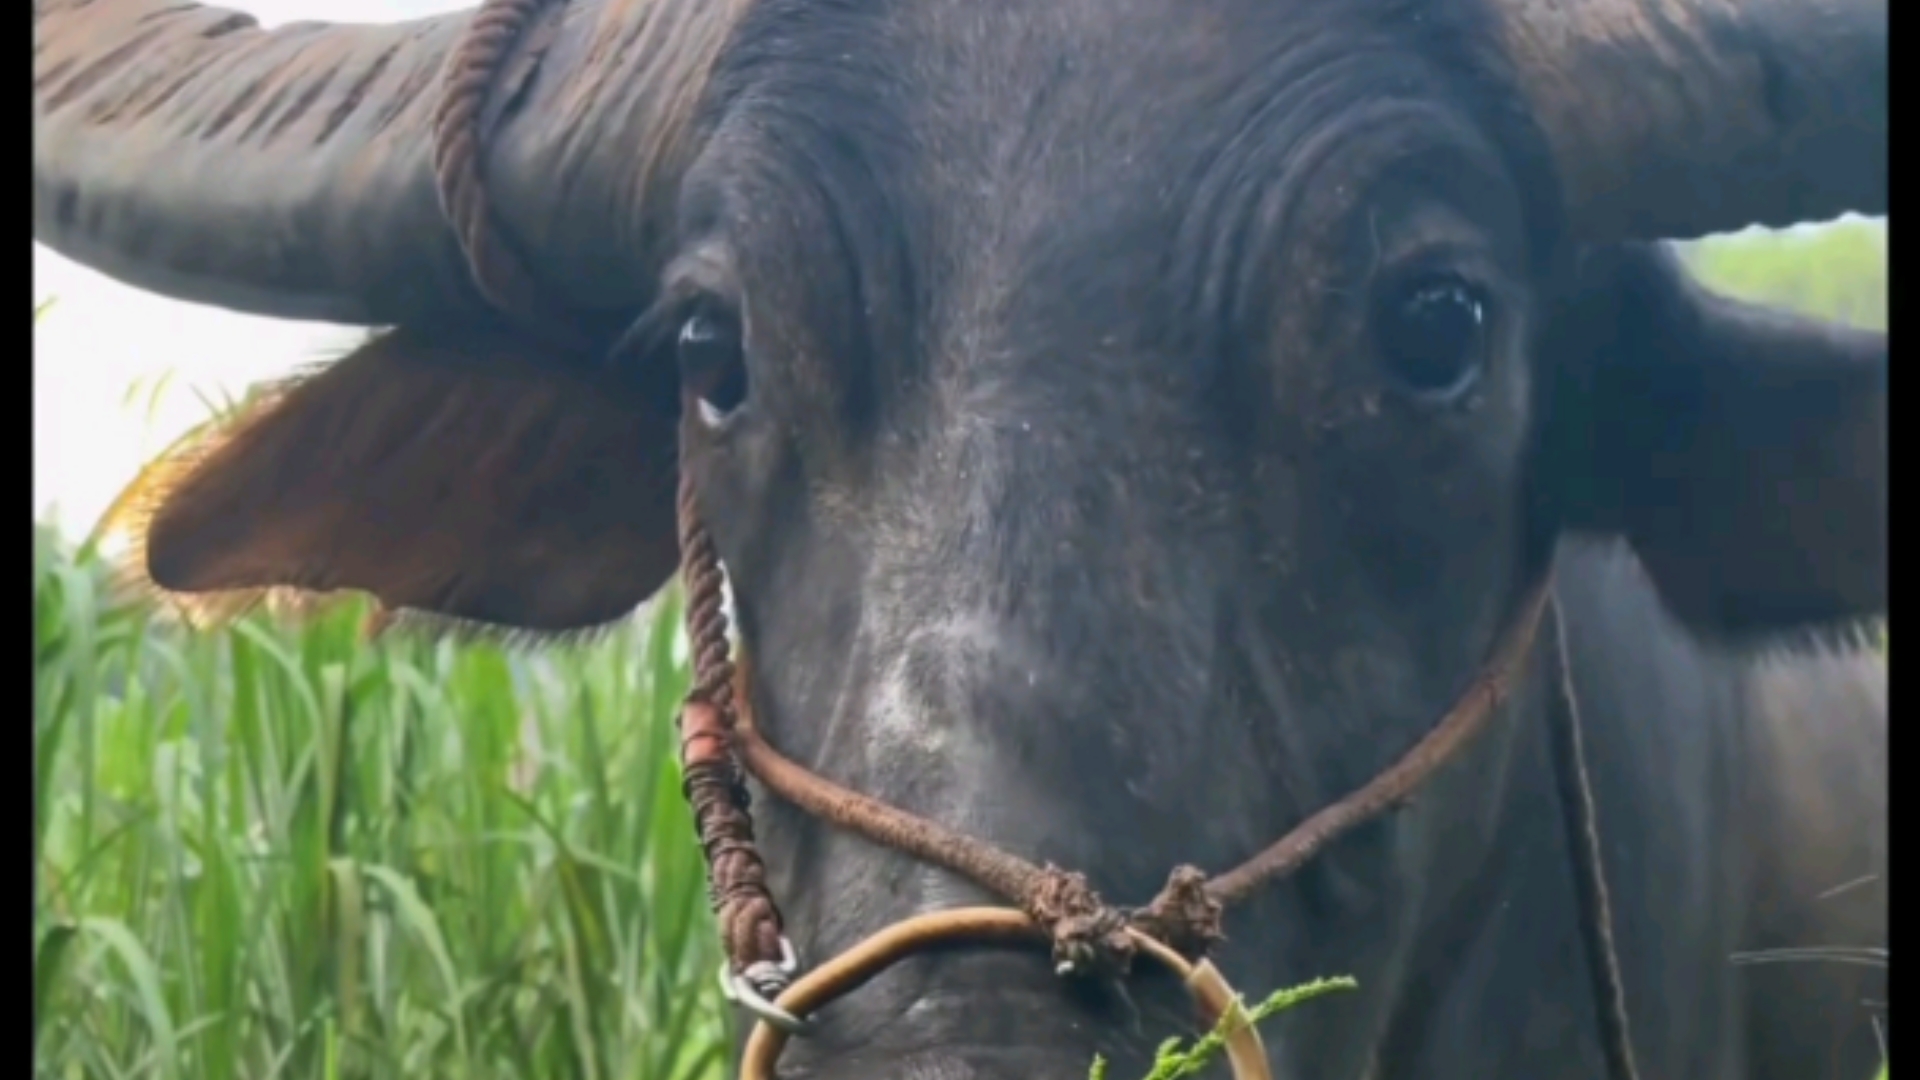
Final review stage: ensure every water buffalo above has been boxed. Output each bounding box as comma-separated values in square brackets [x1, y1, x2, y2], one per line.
[34, 0, 1885, 1076]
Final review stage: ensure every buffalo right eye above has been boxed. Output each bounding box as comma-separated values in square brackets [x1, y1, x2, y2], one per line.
[678, 309, 750, 427]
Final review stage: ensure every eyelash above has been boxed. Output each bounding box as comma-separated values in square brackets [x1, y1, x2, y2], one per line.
[610, 288, 704, 367]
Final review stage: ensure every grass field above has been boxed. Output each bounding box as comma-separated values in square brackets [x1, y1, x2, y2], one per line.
[34, 220, 1886, 1080]
[35, 534, 726, 1080]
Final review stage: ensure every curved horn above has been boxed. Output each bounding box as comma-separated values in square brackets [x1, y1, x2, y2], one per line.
[34, 0, 739, 326]
[1493, 0, 1885, 241]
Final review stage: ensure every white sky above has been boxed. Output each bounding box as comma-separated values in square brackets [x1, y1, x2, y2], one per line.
[33, 0, 464, 542]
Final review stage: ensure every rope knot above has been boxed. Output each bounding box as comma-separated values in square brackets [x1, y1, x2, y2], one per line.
[1129, 864, 1225, 960]
[1026, 865, 1135, 979]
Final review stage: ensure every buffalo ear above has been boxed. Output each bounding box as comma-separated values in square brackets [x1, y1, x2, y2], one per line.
[118, 326, 683, 634]
[1539, 243, 1885, 638]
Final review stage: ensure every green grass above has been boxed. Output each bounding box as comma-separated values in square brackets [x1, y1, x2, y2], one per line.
[1684, 219, 1886, 331]
[1089, 977, 1359, 1080]
[35, 527, 728, 1080]
[34, 220, 1885, 1080]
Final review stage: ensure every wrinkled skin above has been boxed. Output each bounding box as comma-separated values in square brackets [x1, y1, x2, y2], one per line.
[33, 0, 1886, 1076]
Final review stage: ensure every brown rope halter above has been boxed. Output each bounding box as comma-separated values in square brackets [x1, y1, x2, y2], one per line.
[428, 8, 1642, 1078]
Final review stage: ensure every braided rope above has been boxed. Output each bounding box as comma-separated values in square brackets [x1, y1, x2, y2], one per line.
[430, 0, 583, 343]
[677, 470, 788, 979]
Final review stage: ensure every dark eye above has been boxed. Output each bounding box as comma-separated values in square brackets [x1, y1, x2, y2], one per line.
[678, 309, 750, 426]
[1375, 274, 1489, 400]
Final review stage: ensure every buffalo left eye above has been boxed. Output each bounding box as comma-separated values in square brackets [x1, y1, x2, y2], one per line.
[1375, 274, 1488, 401]
[678, 309, 750, 427]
